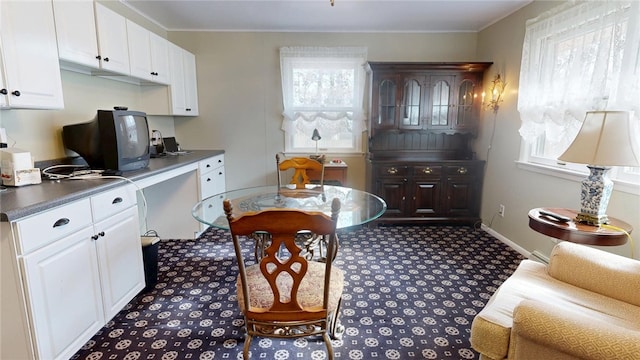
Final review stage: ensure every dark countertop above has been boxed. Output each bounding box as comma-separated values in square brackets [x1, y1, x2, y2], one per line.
[1, 150, 224, 222]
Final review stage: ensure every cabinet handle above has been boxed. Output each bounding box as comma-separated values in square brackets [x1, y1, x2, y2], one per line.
[103, 57, 109, 62]
[11, 90, 20, 97]
[422, 167, 433, 174]
[206, 164, 211, 168]
[387, 167, 398, 175]
[91, 234, 99, 240]
[206, 178, 211, 182]
[218, 159, 222, 163]
[98, 231, 105, 237]
[95, 55, 102, 60]
[186, 108, 192, 112]
[112, 197, 123, 204]
[457, 167, 468, 174]
[218, 171, 223, 175]
[53, 218, 70, 228]
[0, 89, 7, 95]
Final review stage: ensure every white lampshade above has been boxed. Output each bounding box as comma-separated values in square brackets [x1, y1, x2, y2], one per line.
[558, 111, 640, 167]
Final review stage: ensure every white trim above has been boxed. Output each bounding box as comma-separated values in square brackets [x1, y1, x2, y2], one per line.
[516, 160, 640, 196]
[481, 224, 530, 258]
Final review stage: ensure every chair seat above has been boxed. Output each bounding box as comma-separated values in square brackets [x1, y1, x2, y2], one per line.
[238, 261, 344, 313]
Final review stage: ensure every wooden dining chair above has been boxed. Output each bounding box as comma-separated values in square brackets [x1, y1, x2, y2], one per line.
[223, 198, 344, 360]
[276, 153, 324, 189]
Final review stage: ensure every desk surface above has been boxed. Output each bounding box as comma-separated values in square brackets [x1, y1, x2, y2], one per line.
[192, 185, 387, 230]
[0, 150, 223, 222]
[528, 208, 632, 246]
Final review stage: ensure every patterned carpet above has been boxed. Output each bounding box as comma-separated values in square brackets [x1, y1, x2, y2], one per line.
[72, 225, 524, 360]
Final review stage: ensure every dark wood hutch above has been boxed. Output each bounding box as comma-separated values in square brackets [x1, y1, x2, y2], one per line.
[366, 62, 492, 225]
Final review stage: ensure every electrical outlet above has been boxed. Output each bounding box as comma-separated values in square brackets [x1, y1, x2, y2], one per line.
[498, 204, 505, 217]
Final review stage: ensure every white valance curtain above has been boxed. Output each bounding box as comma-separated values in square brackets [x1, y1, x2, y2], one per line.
[280, 46, 368, 139]
[518, 0, 640, 143]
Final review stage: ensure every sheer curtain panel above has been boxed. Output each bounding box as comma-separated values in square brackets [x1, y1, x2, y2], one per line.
[280, 47, 368, 153]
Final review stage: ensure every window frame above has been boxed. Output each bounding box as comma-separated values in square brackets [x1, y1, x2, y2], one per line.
[280, 47, 367, 155]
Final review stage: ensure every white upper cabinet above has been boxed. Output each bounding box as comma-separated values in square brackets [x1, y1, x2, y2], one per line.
[127, 20, 170, 85]
[94, 3, 130, 75]
[52, 0, 100, 69]
[149, 32, 171, 85]
[169, 42, 199, 116]
[0, 0, 64, 109]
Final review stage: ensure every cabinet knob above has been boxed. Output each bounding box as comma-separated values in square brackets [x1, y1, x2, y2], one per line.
[91, 234, 99, 240]
[11, 90, 20, 97]
[186, 108, 192, 111]
[457, 167, 468, 174]
[0, 89, 7, 95]
[95, 55, 102, 60]
[103, 57, 109, 62]
[387, 167, 398, 175]
[206, 178, 211, 182]
[98, 231, 105, 237]
[422, 167, 432, 174]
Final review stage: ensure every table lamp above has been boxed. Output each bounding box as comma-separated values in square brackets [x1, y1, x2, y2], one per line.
[312, 128, 321, 154]
[558, 110, 640, 225]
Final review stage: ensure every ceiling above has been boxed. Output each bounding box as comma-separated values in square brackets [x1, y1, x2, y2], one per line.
[121, 0, 533, 33]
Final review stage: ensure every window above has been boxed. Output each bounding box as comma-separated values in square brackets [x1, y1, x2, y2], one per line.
[518, 1, 640, 188]
[280, 47, 368, 154]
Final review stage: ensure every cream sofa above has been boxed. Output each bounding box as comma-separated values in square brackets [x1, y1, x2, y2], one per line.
[470, 241, 640, 360]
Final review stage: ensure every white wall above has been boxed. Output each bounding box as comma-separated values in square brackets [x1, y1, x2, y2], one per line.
[475, 0, 639, 259]
[168, 31, 480, 190]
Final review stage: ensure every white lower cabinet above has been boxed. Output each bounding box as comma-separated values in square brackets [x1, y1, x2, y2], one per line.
[6, 184, 144, 360]
[21, 226, 104, 360]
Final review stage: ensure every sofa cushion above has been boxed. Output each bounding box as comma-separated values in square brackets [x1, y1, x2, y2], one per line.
[548, 241, 640, 307]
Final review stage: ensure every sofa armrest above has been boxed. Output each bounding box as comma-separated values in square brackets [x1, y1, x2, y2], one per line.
[510, 299, 640, 360]
[547, 241, 640, 306]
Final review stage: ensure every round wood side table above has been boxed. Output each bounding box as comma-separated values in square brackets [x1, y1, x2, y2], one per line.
[528, 208, 633, 246]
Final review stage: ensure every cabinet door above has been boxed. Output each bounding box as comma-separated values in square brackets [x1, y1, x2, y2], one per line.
[411, 165, 443, 217]
[21, 227, 104, 360]
[399, 74, 425, 130]
[0, 1, 64, 109]
[126, 19, 153, 81]
[168, 42, 187, 114]
[149, 32, 170, 85]
[94, 207, 145, 320]
[52, 0, 100, 69]
[375, 178, 407, 217]
[169, 43, 199, 116]
[183, 49, 199, 115]
[454, 74, 481, 132]
[373, 165, 409, 217]
[372, 73, 399, 130]
[444, 165, 479, 217]
[428, 75, 454, 130]
[95, 3, 130, 75]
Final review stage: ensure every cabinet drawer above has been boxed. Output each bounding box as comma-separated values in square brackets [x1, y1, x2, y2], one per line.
[413, 165, 442, 177]
[91, 185, 137, 222]
[445, 164, 477, 176]
[200, 167, 226, 199]
[376, 165, 409, 177]
[15, 199, 92, 255]
[199, 154, 224, 174]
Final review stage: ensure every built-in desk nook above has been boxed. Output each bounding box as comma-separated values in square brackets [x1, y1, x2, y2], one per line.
[0, 150, 225, 360]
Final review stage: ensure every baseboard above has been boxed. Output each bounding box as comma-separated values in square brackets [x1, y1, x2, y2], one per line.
[480, 223, 530, 258]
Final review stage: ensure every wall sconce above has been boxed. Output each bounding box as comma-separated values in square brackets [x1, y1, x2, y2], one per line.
[482, 74, 506, 114]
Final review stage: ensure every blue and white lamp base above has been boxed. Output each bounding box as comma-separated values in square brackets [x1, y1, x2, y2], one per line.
[576, 165, 612, 225]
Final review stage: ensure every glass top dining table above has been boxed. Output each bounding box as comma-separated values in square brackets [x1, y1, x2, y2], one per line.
[192, 185, 387, 230]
